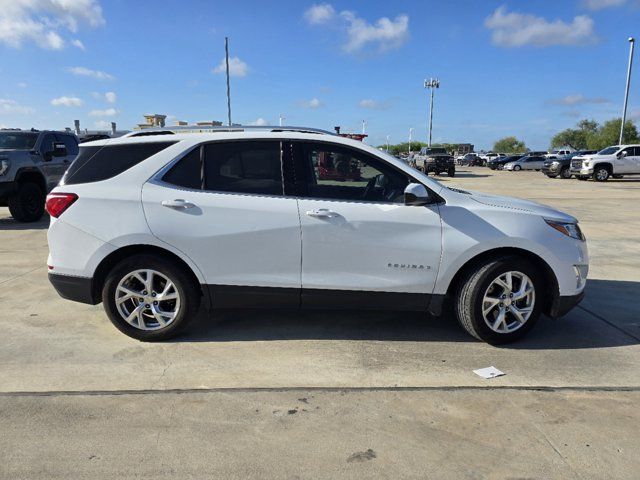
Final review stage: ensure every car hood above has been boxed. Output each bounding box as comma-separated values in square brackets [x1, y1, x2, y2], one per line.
[467, 190, 577, 222]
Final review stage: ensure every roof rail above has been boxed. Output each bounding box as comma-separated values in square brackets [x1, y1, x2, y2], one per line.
[123, 125, 336, 137]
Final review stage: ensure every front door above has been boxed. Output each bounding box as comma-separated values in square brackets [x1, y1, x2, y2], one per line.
[142, 140, 302, 307]
[291, 141, 442, 310]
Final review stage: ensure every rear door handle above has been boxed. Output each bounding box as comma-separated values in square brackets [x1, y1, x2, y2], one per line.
[306, 209, 337, 218]
[162, 199, 196, 209]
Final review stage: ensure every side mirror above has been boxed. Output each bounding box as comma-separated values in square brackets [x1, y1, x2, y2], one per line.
[617, 151, 627, 158]
[52, 142, 67, 157]
[404, 183, 430, 206]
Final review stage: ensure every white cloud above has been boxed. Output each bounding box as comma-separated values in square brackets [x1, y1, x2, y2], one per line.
[51, 96, 83, 107]
[17, 82, 27, 88]
[548, 94, 609, 106]
[0, 0, 104, 50]
[71, 39, 85, 50]
[300, 98, 322, 109]
[485, 6, 596, 48]
[212, 57, 249, 77]
[304, 3, 335, 24]
[358, 99, 385, 109]
[104, 91, 116, 103]
[67, 66, 114, 80]
[89, 107, 118, 116]
[0, 98, 34, 114]
[340, 11, 409, 53]
[249, 117, 269, 126]
[582, 0, 626, 10]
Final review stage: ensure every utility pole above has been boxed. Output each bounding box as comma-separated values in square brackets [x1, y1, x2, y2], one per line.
[409, 127, 414, 155]
[279, 114, 285, 126]
[225, 37, 232, 126]
[386, 135, 391, 153]
[362, 120, 366, 135]
[424, 78, 440, 147]
[620, 37, 635, 145]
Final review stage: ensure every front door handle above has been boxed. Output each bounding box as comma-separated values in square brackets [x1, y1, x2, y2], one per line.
[162, 199, 196, 209]
[306, 208, 337, 218]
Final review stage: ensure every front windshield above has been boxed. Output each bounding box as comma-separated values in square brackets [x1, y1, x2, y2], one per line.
[0, 132, 38, 149]
[597, 146, 619, 155]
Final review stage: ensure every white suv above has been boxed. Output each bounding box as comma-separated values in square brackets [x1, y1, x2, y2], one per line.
[46, 127, 588, 344]
[571, 145, 640, 181]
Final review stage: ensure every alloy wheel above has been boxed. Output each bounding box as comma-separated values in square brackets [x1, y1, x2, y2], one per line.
[481, 271, 535, 334]
[115, 269, 180, 330]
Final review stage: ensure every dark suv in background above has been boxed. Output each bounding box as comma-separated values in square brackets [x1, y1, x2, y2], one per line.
[487, 154, 525, 170]
[542, 150, 597, 179]
[0, 129, 79, 222]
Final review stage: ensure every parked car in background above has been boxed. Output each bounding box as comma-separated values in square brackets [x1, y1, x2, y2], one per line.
[571, 145, 640, 181]
[0, 129, 79, 222]
[546, 149, 574, 158]
[488, 154, 525, 170]
[504, 155, 545, 171]
[457, 153, 481, 166]
[414, 147, 455, 176]
[46, 126, 588, 344]
[543, 150, 597, 179]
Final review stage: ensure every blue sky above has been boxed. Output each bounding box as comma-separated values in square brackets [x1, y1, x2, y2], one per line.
[0, 0, 638, 149]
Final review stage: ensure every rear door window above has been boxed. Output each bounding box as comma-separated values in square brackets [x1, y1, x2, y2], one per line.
[162, 147, 203, 190]
[55, 134, 79, 156]
[203, 141, 283, 196]
[62, 141, 176, 185]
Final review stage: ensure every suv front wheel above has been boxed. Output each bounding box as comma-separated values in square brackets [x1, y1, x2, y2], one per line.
[102, 254, 201, 341]
[8, 182, 45, 222]
[593, 165, 610, 182]
[454, 256, 543, 344]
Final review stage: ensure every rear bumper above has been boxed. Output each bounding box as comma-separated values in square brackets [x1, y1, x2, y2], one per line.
[48, 273, 98, 305]
[547, 291, 584, 318]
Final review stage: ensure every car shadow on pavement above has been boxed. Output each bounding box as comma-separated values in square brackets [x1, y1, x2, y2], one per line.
[176, 279, 640, 350]
[0, 215, 49, 230]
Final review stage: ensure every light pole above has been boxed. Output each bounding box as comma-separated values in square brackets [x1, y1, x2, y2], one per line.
[386, 135, 391, 152]
[409, 127, 414, 155]
[279, 114, 285, 126]
[620, 37, 635, 145]
[362, 120, 367, 135]
[424, 78, 440, 147]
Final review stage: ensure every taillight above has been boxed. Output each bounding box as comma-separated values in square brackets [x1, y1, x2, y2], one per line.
[46, 193, 78, 218]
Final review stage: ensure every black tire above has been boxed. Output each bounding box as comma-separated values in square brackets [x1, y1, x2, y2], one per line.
[102, 254, 201, 341]
[454, 256, 543, 344]
[593, 165, 610, 182]
[546, 174, 558, 179]
[513, 165, 521, 171]
[8, 182, 45, 222]
[448, 167, 455, 177]
[560, 167, 572, 179]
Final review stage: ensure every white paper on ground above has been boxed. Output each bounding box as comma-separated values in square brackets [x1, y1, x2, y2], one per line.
[473, 366, 505, 379]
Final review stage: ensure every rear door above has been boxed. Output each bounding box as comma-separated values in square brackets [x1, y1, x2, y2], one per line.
[291, 141, 442, 310]
[142, 140, 302, 307]
[526, 156, 544, 170]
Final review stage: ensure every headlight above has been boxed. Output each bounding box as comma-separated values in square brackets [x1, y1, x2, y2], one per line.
[551, 161, 559, 166]
[545, 219, 585, 241]
[0, 158, 10, 176]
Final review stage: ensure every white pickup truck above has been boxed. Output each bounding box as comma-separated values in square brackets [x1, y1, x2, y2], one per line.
[570, 145, 640, 181]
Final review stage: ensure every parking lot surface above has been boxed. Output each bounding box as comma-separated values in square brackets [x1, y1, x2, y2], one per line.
[1, 169, 639, 478]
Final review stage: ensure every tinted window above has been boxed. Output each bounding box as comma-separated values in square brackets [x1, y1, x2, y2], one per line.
[163, 147, 202, 190]
[0, 132, 38, 149]
[203, 141, 283, 196]
[56, 134, 79, 156]
[298, 143, 409, 203]
[62, 142, 176, 185]
[40, 134, 55, 154]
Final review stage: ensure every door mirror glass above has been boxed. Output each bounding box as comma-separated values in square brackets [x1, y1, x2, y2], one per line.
[404, 183, 430, 206]
[52, 142, 67, 157]
[617, 150, 627, 158]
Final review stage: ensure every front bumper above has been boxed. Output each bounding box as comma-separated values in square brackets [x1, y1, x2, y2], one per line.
[548, 291, 584, 318]
[571, 168, 593, 176]
[49, 273, 98, 305]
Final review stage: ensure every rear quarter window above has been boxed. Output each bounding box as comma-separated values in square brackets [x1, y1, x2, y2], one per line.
[62, 142, 176, 185]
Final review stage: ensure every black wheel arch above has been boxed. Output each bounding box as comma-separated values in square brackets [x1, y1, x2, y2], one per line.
[15, 168, 47, 194]
[91, 244, 208, 307]
[444, 247, 559, 316]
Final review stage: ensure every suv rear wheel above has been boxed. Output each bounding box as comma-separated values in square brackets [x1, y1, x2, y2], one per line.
[8, 182, 45, 222]
[102, 254, 201, 341]
[454, 256, 543, 344]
